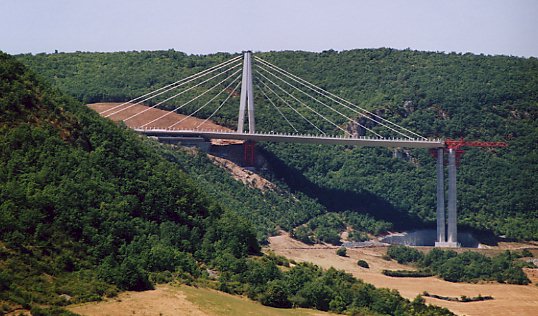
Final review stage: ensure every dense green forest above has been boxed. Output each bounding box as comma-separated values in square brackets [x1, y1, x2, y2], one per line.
[158, 144, 327, 240]
[16, 48, 538, 241]
[0, 52, 454, 315]
[292, 211, 391, 245]
[386, 245, 532, 284]
[0, 51, 257, 313]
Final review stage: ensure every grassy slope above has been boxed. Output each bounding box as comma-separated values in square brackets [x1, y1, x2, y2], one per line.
[181, 285, 328, 316]
[67, 284, 328, 316]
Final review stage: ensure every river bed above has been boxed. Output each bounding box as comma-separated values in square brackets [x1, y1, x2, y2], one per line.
[379, 229, 480, 248]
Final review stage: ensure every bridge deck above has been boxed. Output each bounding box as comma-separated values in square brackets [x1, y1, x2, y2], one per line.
[136, 129, 445, 148]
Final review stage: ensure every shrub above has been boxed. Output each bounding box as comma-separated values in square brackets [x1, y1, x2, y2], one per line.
[30, 306, 79, 316]
[259, 280, 292, 308]
[357, 260, 369, 269]
[502, 267, 530, 285]
[382, 270, 434, 277]
[292, 225, 314, 244]
[98, 257, 153, 291]
[348, 230, 368, 242]
[422, 292, 494, 302]
[294, 281, 334, 311]
[316, 227, 341, 245]
[387, 245, 423, 264]
[381, 254, 391, 261]
[0, 270, 12, 291]
[336, 247, 347, 257]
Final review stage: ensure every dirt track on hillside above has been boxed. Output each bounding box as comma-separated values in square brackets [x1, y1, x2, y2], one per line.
[269, 233, 538, 316]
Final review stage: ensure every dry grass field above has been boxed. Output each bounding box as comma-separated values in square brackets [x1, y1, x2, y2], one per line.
[68, 285, 208, 316]
[268, 233, 538, 316]
[68, 284, 328, 316]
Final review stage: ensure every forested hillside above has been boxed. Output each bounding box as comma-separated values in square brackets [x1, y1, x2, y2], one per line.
[17, 49, 538, 240]
[257, 50, 538, 241]
[0, 51, 259, 313]
[1, 52, 455, 315]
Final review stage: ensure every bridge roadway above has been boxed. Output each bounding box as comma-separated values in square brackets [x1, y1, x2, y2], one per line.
[136, 128, 445, 148]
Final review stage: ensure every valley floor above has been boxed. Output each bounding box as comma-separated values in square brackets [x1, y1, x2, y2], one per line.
[268, 233, 538, 316]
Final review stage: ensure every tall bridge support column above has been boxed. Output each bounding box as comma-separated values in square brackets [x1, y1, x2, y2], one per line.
[237, 51, 255, 133]
[446, 148, 460, 247]
[434, 148, 446, 246]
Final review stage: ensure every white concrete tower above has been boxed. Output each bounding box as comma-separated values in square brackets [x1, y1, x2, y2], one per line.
[237, 51, 255, 133]
[446, 147, 460, 247]
[434, 148, 446, 246]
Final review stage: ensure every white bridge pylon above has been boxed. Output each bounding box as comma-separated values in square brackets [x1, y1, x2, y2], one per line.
[237, 51, 255, 133]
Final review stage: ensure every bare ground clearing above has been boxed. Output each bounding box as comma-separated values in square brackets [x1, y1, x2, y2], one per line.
[268, 233, 538, 316]
[87, 102, 242, 145]
[208, 154, 278, 191]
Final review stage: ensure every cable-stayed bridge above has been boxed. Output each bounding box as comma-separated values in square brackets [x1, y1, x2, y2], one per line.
[140, 129, 443, 148]
[99, 51, 507, 248]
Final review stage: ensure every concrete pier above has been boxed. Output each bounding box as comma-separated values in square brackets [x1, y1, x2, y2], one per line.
[434, 147, 460, 248]
[434, 148, 446, 247]
[445, 148, 460, 247]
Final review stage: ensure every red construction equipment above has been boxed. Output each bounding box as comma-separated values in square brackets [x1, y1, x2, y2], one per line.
[243, 141, 256, 166]
[444, 138, 508, 150]
[430, 138, 508, 166]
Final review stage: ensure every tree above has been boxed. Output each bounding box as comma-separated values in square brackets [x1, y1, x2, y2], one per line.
[357, 260, 369, 268]
[387, 245, 423, 264]
[259, 280, 291, 308]
[294, 280, 334, 311]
